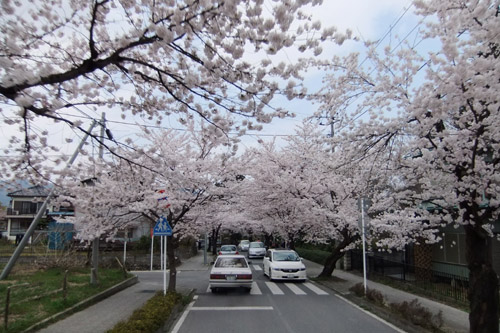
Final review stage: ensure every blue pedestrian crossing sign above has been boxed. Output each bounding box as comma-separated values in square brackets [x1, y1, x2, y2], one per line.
[153, 216, 173, 236]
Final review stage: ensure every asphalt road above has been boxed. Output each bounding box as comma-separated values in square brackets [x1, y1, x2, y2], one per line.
[38, 256, 406, 333]
[170, 258, 405, 333]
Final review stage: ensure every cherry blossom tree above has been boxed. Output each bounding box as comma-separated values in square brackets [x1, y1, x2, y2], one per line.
[240, 123, 386, 276]
[0, 0, 349, 183]
[58, 119, 239, 291]
[318, 1, 500, 330]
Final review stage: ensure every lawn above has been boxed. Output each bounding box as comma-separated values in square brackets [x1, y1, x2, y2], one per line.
[0, 266, 131, 332]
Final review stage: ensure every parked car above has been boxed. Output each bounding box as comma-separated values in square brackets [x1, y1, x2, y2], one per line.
[247, 241, 266, 258]
[209, 255, 253, 292]
[218, 244, 238, 255]
[238, 239, 250, 252]
[263, 249, 307, 281]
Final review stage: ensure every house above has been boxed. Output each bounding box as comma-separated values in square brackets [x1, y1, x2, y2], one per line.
[4, 185, 52, 241]
[3, 184, 151, 246]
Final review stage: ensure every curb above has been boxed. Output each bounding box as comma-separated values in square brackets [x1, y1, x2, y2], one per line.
[158, 288, 196, 333]
[23, 275, 139, 333]
[313, 278, 443, 333]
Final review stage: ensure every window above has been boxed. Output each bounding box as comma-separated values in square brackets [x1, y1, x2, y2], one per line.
[273, 251, 300, 262]
[215, 257, 248, 268]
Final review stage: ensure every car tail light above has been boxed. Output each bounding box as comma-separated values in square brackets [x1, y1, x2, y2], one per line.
[236, 274, 252, 280]
[236, 251, 239, 254]
[210, 274, 225, 279]
[218, 251, 222, 255]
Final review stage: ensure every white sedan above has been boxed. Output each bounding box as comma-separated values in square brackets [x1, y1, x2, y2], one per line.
[209, 255, 253, 292]
[263, 249, 307, 282]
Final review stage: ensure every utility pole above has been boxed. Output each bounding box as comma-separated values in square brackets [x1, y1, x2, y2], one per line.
[0, 120, 97, 280]
[90, 113, 106, 285]
[320, 115, 336, 152]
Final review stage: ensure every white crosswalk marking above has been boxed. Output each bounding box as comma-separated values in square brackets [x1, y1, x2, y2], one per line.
[250, 281, 262, 295]
[265, 281, 284, 295]
[252, 265, 262, 271]
[303, 282, 329, 295]
[285, 283, 306, 295]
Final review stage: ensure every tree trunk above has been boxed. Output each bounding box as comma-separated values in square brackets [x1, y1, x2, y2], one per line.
[211, 225, 221, 255]
[464, 224, 499, 332]
[167, 235, 176, 292]
[318, 230, 355, 278]
[318, 246, 345, 278]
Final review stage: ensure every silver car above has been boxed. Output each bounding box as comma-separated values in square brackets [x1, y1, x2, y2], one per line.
[238, 240, 250, 252]
[248, 241, 266, 258]
[209, 255, 253, 292]
[218, 244, 238, 255]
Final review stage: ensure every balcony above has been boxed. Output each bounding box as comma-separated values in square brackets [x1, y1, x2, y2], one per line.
[6, 207, 47, 217]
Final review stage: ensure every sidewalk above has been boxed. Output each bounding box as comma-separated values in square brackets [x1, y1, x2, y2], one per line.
[302, 258, 469, 333]
[37, 253, 209, 333]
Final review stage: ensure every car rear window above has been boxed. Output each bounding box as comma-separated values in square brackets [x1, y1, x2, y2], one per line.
[221, 245, 236, 251]
[215, 257, 248, 268]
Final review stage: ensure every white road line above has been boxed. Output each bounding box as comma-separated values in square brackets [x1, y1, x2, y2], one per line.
[252, 265, 262, 271]
[250, 281, 262, 295]
[333, 294, 407, 333]
[171, 300, 195, 333]
[206, 284, 211, 293]
[191, 306, 273, 311]
[285, 283, 306, 295]
[265, 281, 284, 295]
[303, 282, 329, 295]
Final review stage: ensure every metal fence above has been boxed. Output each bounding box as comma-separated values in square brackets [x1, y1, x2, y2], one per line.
[349, 250, 469, 304]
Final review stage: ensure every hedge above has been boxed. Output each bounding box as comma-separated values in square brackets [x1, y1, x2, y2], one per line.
[106, 291, 182, 333]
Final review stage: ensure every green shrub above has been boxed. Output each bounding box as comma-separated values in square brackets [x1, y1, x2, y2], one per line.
[349, 282, 385, 305]
[389, 298, 443, 330]
[107, 291, 182, 333]
[295, 247, 331, 265]
[366, 287, 385, 306]
[349, 282, 365, 297]
[134, 235, 160, 253]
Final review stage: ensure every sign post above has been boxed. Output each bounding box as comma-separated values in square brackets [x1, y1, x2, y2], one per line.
[153, 216, 173, 295]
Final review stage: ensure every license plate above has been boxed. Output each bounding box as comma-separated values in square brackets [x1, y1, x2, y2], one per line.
[226, 275, 236, 281]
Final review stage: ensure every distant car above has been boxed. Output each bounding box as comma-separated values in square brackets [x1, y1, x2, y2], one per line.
[238, 240, 250, 252]
[263, 249, 307, 282]
[209, 255, 253, 292]
[247, 241, 266, 259]
[218, 244, 238, 255]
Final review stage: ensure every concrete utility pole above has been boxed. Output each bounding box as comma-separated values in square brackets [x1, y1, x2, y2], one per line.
[0, 120, 97, 280]
[90, 113, 106, 285]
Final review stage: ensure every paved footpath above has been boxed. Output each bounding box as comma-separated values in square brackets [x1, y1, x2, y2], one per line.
[38, 252, 469, 333]
[37, 253, 209, 333]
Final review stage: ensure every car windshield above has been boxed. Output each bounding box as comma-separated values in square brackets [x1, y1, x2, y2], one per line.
[249, 242, 264, 248]
[215, 257, 248, 268]
[273, 251, 300, 261]
[221, 245, 236, 251]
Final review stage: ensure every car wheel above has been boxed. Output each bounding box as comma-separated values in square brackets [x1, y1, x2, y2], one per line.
[269, 268, 273, 281]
